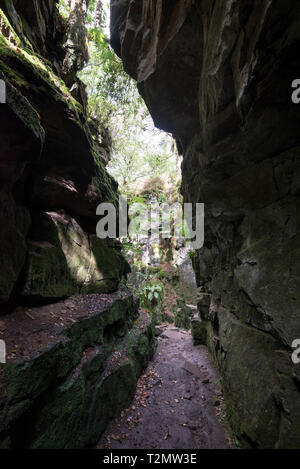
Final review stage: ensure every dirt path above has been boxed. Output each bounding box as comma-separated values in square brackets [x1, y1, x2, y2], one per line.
[97, 327, 231, 449]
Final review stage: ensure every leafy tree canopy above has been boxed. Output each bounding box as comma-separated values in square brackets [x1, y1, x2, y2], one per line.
[58, 0, 181, 198]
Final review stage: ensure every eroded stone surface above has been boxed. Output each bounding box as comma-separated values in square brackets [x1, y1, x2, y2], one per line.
[23, 211, 129, 299]
[111, 0, 300, 448]
[0, 1, 121, 307]
[0, 286, 155, 448]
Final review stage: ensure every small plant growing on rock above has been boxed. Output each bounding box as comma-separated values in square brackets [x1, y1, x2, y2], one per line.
[188, 250, 196, 259]
[141, 282, 164, 310]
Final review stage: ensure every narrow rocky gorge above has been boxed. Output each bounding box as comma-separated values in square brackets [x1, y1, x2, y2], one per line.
[0, 0, 299, 451]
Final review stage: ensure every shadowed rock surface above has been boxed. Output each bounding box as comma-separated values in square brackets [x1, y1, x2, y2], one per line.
[0, 286, 155, 448]
[0, 0, 126, 308]
[111, 0, 300, 448]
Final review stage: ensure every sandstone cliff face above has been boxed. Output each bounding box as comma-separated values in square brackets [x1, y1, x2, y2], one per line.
[111, 0, 300, 448]
[0, 0, 128, 308]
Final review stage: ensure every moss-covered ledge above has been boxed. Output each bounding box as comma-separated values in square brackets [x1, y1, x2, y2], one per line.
[0, 286, 156, 448]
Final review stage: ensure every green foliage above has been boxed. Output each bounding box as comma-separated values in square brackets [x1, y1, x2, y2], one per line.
[188, 250, 196, 259]
[140, 276, 165, 327]
[106, 110, 180, 194]
[157, 269, 168, 280]
[141, 282, 164, 309]
[57, 0, 71, 17]
[56, 2, 181, 196]
[74, 1, 181, 195]
[127, 194, 148, 207]
[79, 0, 142, 123]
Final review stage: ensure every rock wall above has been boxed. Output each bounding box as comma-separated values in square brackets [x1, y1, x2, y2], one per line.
[0, 286, 155, 448]
[111, 0, 300, 448]
[0, 0, 128, 309]
[0, 1, 156, 449]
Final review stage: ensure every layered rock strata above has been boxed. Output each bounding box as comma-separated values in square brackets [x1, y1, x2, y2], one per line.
[0, 1, 153, 449]
[0, 286, 155, 448]
[0, 0, 126, 307]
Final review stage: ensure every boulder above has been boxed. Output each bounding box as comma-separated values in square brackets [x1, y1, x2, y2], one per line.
[0, 287, 155, 448]
[191, 318, 207, 346]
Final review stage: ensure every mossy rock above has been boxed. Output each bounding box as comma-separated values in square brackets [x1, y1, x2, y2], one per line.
[0, 305, 154, 448]
[191, 318, 207, 345]
[210, 307, 291, 448]
[174, 299, 193, 329]
[23, 212, 128, 299]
